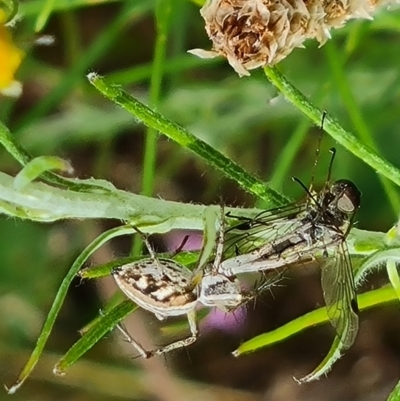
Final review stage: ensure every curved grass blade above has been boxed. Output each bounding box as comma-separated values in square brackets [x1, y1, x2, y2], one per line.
[13, 156, 73, 191]
[4, 225, 136, 394]
[296, 335, 343, 383]
[233, 285, 398, 357]
[387, 260, 400, 301]
[54, 300, 136, 376]
[355, 248, 400, 284]
[0, 120, 119, 192]
[79, 292, 126, 336]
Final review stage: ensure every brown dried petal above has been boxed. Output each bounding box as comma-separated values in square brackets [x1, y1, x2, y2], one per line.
[191, 0, 309, 76]
[190, 0, 395, 76]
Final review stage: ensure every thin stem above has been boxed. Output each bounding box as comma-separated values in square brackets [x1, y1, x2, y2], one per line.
[133, 0, 171, 256]
[88, 73, 288, 206]
[324, 41, 400, 214]
[263, 66, 400, 189]
[141, 0, 171, 197]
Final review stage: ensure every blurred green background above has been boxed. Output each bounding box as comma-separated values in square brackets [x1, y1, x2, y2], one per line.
[1, 0, 400, 400]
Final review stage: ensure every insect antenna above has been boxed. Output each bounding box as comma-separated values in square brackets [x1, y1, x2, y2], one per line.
[309, 111, 327, 193]
[225, 211, 253, 225]
[292, 176, 319, 206]
[325, 147, 337, 186]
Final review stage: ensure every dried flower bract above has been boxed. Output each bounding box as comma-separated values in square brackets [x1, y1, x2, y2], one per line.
[189, 0, 394, 76]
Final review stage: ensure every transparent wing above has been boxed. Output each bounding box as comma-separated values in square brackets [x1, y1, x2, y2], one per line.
[320, 241, 359, 349]
[225, 202, 308, 256]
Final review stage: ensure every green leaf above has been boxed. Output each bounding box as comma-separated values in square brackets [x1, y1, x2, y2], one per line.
[5, 225, 137, 394]
[13, 156, 73, 191]
[233, 286, 398, 357]
[387, 380, 400, 401]
[54, 301, 136, 375]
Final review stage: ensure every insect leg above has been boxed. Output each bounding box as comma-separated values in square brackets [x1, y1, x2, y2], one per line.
[115, 309, 199, 358]
[151, 309, 199, 356]
[170, 235, 190, 257]
[131, 226, 158, 260]
[113, 321, 152, 358]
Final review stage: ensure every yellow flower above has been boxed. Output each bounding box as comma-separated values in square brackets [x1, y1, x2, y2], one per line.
[0, 10, 23, 97]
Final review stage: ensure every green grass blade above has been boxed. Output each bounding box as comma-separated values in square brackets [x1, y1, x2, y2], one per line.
[0, 120, 120, 191]
[263, 66, 400, 188]
[34, 0, 56, 32]
[5, 225, 136, 394]
[268, 117, 310, 191]
[132, 0, 171, 256]
[387, 380, 400, 401]
[108, 54, 220, 85]
[323, 41, 400, 213]
[0, 119, 31, 166]
[387, 260, 400, 301]
[79, 256, 145, 279]
[87, 73, 288, 206]
[295, 335, 343, 383]
[54, 300, 136, 376]
[13, 156, 73, 190]
[141, 0, 171, 197]
[20, 0, 119, 16]
[233, 286, 398, 356]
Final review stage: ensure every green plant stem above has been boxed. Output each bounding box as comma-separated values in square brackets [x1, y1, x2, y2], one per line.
[324, 41, 400, 213]
[141, 0, 171, 197]
[132, 0, 171, 256]
[88, 73, 288, 206]
[0, 168, 265, 228]
[263, 66, 400, 188]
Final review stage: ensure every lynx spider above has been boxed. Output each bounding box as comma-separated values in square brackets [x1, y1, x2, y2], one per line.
[111, 207, 267, 358]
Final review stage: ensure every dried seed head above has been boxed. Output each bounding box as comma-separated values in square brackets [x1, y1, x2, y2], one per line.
[189, 0, 395, 76]
[190, 0, 306, 76]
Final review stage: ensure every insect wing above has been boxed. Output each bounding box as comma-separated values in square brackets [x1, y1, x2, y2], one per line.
[225, 202, 307, 255]
[320, 241, 359, 349]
